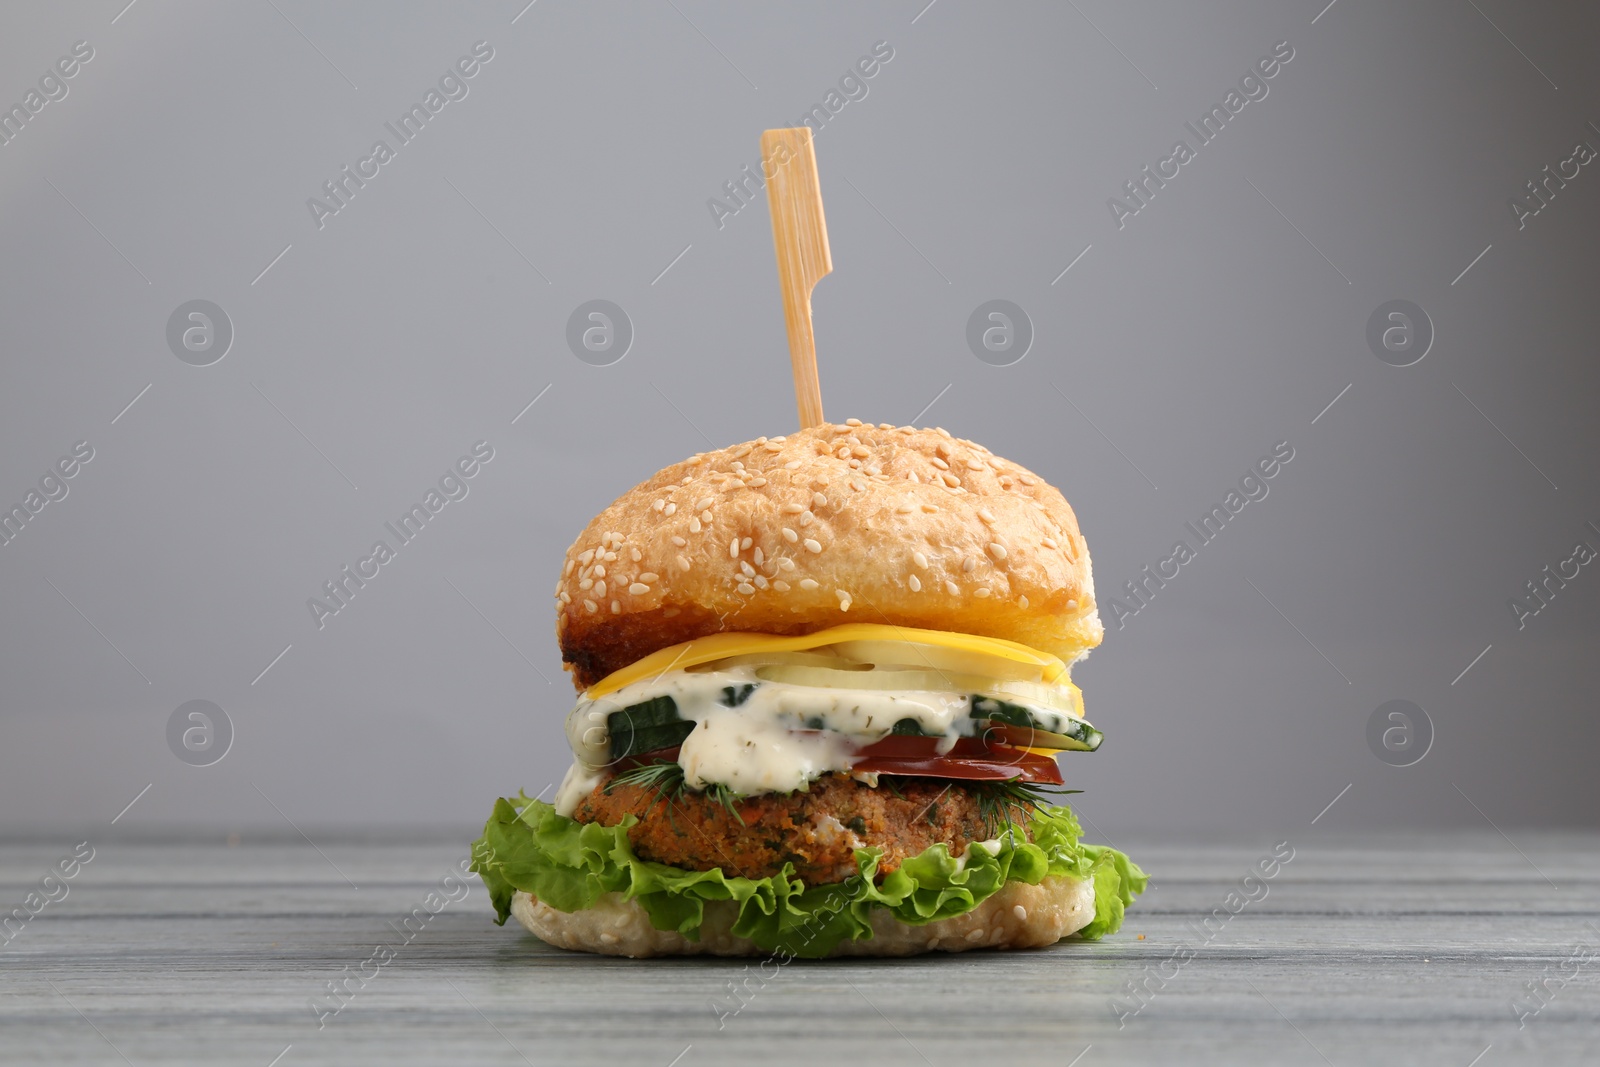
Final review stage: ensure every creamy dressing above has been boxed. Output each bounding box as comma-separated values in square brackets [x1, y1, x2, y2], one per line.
[554, 664, 1081, 816]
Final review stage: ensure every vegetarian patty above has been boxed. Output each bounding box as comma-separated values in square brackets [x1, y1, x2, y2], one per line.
[573, 772, 1028, 884]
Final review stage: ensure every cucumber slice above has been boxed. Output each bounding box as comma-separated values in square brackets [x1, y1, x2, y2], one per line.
[606, 696, 695, 761]
[970, 696, 1103, 752]
[891, 716, 937, 736]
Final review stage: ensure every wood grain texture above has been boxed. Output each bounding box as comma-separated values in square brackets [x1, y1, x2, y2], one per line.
[2, 831, 1598, 1065]
[762, 126, 832, 431]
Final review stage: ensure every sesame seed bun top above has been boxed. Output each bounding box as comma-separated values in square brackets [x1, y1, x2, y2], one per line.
[553, 420, 1102, 690]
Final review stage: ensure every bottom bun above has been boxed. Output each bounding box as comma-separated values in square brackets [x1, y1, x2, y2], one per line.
[509, 875, 1096, 958]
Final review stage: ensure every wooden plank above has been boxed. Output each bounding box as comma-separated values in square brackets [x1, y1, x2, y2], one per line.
[2, 832, 1597, 1065]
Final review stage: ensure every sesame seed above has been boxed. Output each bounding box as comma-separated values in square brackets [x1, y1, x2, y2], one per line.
[751, 477, 768, 487]
[701, 510, 712, 523]
[945, 580, 960, 596]
[782, 503, 804, 514]
[731, 460, 745, 471]
[800, 511, 814, 526]
[671, 536, 687, 547]
[851, 479, 867, 492]
[755, 575, 770, 589]
[741, 537, 752, 550]
[837, 593, 852, 611]
[604, 551, 617, 562]
[782, 527, 799, 543]
[559, 591, 570, 604]
[912, 551, 928, 569]
[629, 583, 649, 595]
[804, 538, 822, 554]
[564, 560, 575, 576]
[652, 499, 665, 512]
[800, 578, 819, 590]
[962, 557, 977, 574]
[851, 445, 870, 458]
[847, 458, 862, 469]
[845, 418, 862, 426]
[638, 571, 658, 583]
[922, 504, 938, 513]
[1042, 537, 1058, 550]
[579, 549, 595, 564]
[753, 548, 763, 566]
[813, 492, 827, 507]
[584, 599, 598, 613]
[1018, 595, 1029, 609]
[690, 517, 702, 533]
[737, 582, 755, 595]
[779, 557, 797, 572]
[1013, 905, 1027, 921]
[729, 539, 739, 558]
[664, 503, 677, 516]
[579, 578, 593, 591]
[630, 547, 642, 562]
[740, 561, 755, 578]
[593, 580, 606, 598]
[773, 580, 790, 592]
[909, 575, 922, 592]
[593, 564, 606, 578]
[765, 441, 784, 452]
[975, 587, 991, 598]
[785, 460, 802, 470]
[931, 457, 949, 470]
[967, 458, 984, 470]
[987, 542, 1007, 561]
[677, 555, 691, 571]
[941, 472, 961, 488]
[611, 600, 620, 614]
[1019, 474, 1036, 485]
[908, 471, 920, 483]
[896, 504, 913, 514]
[978, 508, 997, 524]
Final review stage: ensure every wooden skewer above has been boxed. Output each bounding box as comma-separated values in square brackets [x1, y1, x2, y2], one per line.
[761, 127, 833, 430]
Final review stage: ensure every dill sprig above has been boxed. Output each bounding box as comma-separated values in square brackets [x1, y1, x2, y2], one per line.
[606, 760, 746, 825]
[963, 779, 1082, 840]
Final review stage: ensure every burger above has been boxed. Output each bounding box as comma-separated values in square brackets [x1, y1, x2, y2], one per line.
[470, 419, 1145, 957]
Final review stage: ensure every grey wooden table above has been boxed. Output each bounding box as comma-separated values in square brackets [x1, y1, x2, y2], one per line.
[2, 829, 1597, 1066]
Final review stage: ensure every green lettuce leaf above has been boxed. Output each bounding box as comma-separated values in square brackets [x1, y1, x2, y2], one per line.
[469, 792, 1146, 957]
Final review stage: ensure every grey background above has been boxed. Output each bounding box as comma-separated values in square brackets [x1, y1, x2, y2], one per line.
[2, 0, 1597, 840]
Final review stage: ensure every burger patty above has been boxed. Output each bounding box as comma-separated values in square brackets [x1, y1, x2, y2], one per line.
[573, 773, 1023, 884]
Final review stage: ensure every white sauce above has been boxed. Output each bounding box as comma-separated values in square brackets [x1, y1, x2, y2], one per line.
[553, 664, 1080, 816]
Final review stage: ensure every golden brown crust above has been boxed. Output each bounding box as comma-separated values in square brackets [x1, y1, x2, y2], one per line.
[509, 875, 1096, 957]
[554, 421, 1101, 690]
[574, 773, 998, 884]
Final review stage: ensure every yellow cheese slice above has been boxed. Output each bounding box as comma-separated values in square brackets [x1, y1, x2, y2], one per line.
[585, 622, 1067, 699]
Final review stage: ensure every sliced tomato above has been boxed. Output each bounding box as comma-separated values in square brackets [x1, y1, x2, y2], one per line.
[854, 734, 1064, 784]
